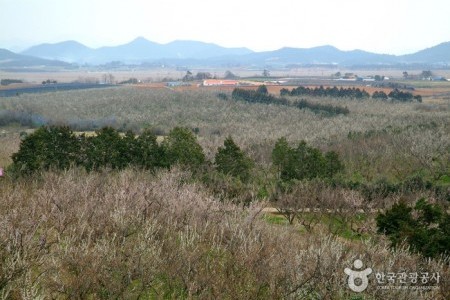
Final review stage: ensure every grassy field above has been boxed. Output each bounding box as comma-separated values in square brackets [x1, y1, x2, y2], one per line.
[0, 84, 449, 299]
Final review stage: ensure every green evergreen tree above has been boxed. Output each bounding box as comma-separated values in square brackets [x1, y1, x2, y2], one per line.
[293, 141, 325, 180]
[163, 127, 205, 169]
[324, 151, 344, 178]
[134, 129, 167, 170]
[376, 199, 450, 258]
[11, 126, 79, 174]
[272, 137, 296, 181]
[215, 136, 253, 181]
[82, 127, 129, 171]
[256, 84, 268, 95]
[272, 138, 343, 181]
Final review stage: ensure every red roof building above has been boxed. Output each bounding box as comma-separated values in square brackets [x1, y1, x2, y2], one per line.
[202, 79, 239, 86]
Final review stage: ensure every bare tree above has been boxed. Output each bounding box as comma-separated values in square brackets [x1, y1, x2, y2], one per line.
[102, 73, 115, 84]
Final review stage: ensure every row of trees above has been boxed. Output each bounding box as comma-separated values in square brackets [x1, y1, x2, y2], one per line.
[281, 86, 422, 102]
[11, 126, 344, 185]
[41, 79, 58, 85]
[0, 79, 23, 86]
[11, 126, 212, 174]
[387, 89, 422, 102]
[281, 86, 370, 99]
[180, 70, 239, 81]
[295, 100, 349, 115]
[231, 87, 349, 116]
[182, 71, 215, 82]
[231, 86, 286, 105]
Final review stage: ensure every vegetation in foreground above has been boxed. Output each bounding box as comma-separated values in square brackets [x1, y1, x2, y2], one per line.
[1, 168, 449, 299]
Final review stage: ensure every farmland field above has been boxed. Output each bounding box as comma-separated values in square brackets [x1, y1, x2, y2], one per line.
[0, 79, 449, 299]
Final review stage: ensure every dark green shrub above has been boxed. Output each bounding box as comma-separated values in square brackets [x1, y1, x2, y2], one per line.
[377, 199, 450, 258]
[256, 84, 268, 95]
[294, 141, 326, 180]
[324, 151, 344, 178]
[388, 89, 417, 102]
[272, 138, 343, 181]
[11, 126, 79, 174]
[216, 92, 228, 100]
[215, 136, 253, 181]
[280, 88, 290, 96]
[272, 137, 296, 180]
[372, 91, 388, 100]
[133, 129, 167, 170]
[294, 99, 349, 116]
[81, 127, 130, 171]
[163, 127, 205, 169]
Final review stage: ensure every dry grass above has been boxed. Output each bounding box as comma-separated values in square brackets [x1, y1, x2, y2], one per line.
[0, 128, 21, 168]
[0, 168, 448, 299]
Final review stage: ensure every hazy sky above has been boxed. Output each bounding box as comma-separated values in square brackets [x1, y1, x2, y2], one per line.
[1, 0, 449, 54]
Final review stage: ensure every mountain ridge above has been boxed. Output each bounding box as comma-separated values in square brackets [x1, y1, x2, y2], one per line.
[4, 38, 450, 67]
[22, 37, 254, 64]
[0, 48, 72, 68]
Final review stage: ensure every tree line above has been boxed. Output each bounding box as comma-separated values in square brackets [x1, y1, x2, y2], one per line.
[11, 126, 197, 174]
[231, 86, 349, 116]
[10, 126, 343, 182]
[1, 79, 23, 86]
[280, 86, 422, 102]
[281, 86, 370, 99]
[10, 125, 344, 185]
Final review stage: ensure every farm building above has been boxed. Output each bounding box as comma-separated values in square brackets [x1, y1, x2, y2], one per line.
[202, 79, 239, 86]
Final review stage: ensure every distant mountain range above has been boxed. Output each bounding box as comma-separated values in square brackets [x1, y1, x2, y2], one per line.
[20, 37, 253, 64]
[1, 37, 450, 68]
[230, 43, 450, 66]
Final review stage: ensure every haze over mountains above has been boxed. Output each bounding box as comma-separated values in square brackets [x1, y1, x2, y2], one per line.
[1, 37, 450, 68]
[20, 37, 253, 65]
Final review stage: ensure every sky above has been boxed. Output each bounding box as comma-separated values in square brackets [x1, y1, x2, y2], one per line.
[1, 0, 449, 55]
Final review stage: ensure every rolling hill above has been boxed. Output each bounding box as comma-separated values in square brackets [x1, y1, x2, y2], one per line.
[232, 45, 398, 66]
[399, 42, 450, 64]
[0, 48, 72, 68]
[21, 40, 92, 63]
